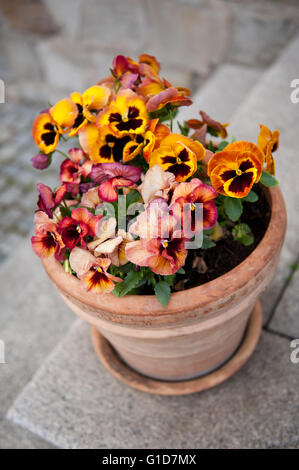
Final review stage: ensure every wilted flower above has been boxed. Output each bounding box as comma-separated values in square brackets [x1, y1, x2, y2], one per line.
[31, 153, 51, 170]
[139, 164, 176, 205]
[187, 110, 229, 140]
[36, 182, 67, 218]
[257, 124, 279, 175]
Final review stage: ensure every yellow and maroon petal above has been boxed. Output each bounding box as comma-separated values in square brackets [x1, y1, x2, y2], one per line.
[142, 130, 156, 162]
[49, 98, 78, 133]
[222, 167, 257, 198]
[31, 232, 56, 258]
[82, 267, 115, 293]
[122, 139, 143, 162]
[32, 113, 59, 154]
[150, 141, 197, 182]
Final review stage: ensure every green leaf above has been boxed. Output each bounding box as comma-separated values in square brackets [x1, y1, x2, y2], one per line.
[201, 235, 216, 250]
[232, 222, 254, 246]
[176, 268, 185, 275]
[217, 141, 229, 151]
[224, 197, 243, 222]
[126, 189, 141, 209]
[163, 274, 176, 286]
[242, 190, 259, 203]
[177, 121, 190, 136]
[260, 170, 278, 187]
[113, 270, 145, 297]
[207, 126, 218, 137]
[154, 281, 171, 307]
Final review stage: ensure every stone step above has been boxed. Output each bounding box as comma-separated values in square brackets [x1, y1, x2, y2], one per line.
[174, 63, 263, 131]
[6, 318, 298, 449]
[268, 263, 299, 338]
[227, 33, 299, 325]
[0, 242, 74, 448]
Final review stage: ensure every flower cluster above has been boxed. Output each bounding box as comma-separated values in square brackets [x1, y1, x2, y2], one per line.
[30, 53, 280, 306]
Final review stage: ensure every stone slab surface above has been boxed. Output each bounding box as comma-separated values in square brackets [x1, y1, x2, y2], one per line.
[227, 34, 299, 323]
[269, 267, 299, 338]
[7, 319, 299, 449]
[175, 63, 262, 130]
[0, 242, 74, 448]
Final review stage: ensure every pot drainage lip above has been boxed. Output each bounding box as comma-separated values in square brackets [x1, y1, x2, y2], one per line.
[91, 301, 262, 396]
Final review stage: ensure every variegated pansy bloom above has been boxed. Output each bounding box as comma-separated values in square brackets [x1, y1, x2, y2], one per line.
[150, 134, 205, 182]
[208, 141, 265, 198]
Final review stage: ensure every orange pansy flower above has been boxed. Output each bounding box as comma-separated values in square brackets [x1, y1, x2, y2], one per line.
[32, 112, 59, 154]
[208, 141, 265, 198]
[150, 134, 205, 182]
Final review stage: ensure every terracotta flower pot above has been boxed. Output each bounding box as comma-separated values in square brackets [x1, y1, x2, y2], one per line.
[42, 187, 286, 383]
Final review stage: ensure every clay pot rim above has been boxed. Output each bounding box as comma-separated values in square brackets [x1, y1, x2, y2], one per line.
[42, 186, 286, 316]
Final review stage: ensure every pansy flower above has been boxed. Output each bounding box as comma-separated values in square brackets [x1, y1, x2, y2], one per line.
[138, 54, 161, 75]
[31, 211, 65, 260]
[257, 124, 280, 175]
[69, 247, 122, 293]
[138, 69, 192, 112]
[32, 112, 59, 154]
[170, 178, 217, 237]
[150, 134, 205, 182]
[187, 110, 229, 140]
[97, 89, 148, 137]
[88, 218, 132, 267]
[139, 164, 176, 205]
[91, 162, 142, 202]
[59, 208, 102, 250]
[125, 199, 187, 275]
[65, 85, 111, 136]
[208, 141, 265, 198]
[49, 98, 78, 134]
[112, 55, 139, 79]
[80, 124, 133, 163]
[60, 148, 92, 184]
[36, 182, 67, 218]
[80, 187, 102, 209]
[123, 130, 156, 162]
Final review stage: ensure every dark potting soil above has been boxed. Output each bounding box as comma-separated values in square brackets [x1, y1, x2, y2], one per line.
[174, 184, 271, 291]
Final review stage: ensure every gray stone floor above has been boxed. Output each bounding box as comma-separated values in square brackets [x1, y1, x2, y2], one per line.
[0, 34, 298, 448]
[7, 320, 299, 449]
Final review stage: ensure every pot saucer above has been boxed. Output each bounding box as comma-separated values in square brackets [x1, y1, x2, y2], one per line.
[91, 301, 262, 396]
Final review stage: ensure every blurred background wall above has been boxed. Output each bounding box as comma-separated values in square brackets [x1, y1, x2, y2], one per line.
[0, 0, 299, 262]
[1, 0, 299, 104]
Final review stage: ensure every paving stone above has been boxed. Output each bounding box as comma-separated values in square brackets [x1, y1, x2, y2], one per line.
[7, 319, 299, 449]
[227, 34, 299, 322]
[0, 418, 55, 449]
[0, 185, 22, 207]
[175, 63, 263, 130]
[269, 267, 299, 338]
[0, 242, 74, 419]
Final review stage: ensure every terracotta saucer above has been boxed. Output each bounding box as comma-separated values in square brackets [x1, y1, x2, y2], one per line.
[91, 301, 262, 396]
